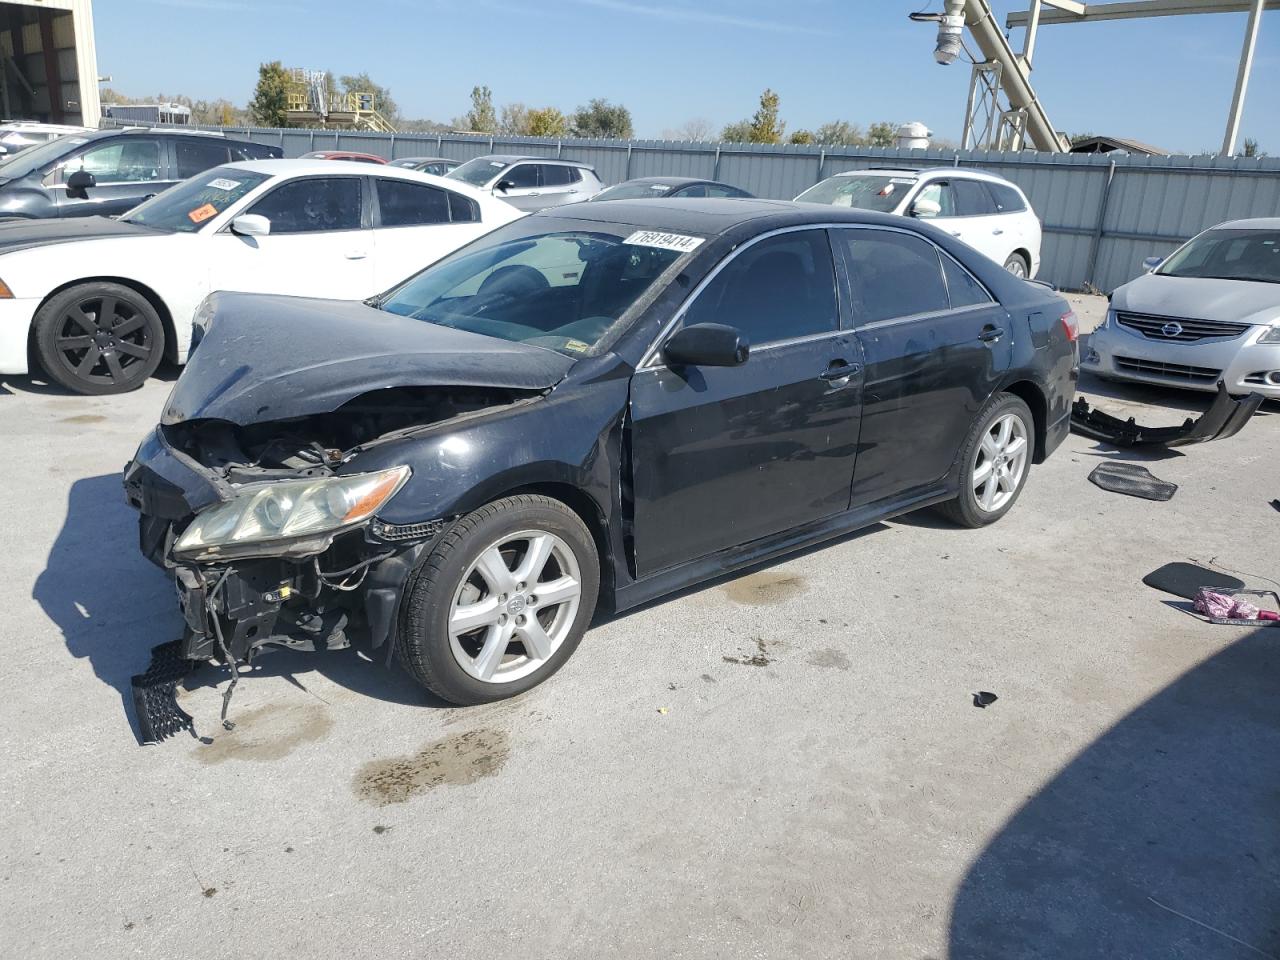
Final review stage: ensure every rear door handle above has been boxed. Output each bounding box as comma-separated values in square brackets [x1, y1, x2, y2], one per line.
[978, 325, 1004, 342]
[820, 360, 862, 382]
[992, 228, 1004, 235]
[345, 250, 368, 260]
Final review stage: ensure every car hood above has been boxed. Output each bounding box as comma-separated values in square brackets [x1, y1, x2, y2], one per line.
[0, 214, 161, 253]
[1113, 273, 1280, 325]
[162, 293, 574, 427]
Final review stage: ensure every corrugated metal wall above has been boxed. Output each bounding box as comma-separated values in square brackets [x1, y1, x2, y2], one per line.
[147, 124, 1280, 293]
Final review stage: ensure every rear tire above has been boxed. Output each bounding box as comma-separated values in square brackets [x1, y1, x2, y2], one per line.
[1003, 253, 1029, 278]
[32, 282, 164, 395]
[935, 394, 1035, 528]
[396, 495, 600, 705]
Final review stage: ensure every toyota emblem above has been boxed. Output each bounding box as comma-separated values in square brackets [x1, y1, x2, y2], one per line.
[1161, 322, 1183, 338]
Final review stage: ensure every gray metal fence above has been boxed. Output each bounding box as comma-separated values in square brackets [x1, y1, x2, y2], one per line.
[167, 123, 1280, 294]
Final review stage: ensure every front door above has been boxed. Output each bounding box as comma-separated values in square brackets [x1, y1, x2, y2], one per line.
[206, 175, 374, 301]
[53, 137, 171, 218]
[494, 163, 545, 212]
[629, 229, 864, 577]
[832, 227, 1013, 507]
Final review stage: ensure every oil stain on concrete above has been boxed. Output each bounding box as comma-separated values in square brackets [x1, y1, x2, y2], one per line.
[354, 728, 509, 806]
[196, 703, 333, 765]
[723, 637, 776, 668]
[808, 648, 852, 671]
[723, 571, 806, 606]
[60, 414, 107, 424]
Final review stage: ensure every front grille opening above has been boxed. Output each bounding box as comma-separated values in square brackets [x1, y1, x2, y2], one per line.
[1116, 356, 1223, 382]
[1116, 311, 1250, 343]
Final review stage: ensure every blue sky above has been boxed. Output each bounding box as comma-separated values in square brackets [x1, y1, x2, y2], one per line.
[98, 0, 1280, 153]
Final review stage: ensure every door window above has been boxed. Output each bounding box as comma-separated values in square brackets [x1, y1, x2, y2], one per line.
[675, 184, 708, 198]
[449, 191, 480, 223]
[705, 184, 746, 198]
[914, 182, 954, 218]
[682, 230, 838, 347]
[836, 229, 950, 323]
[503, 164, 539, 188]
[63, 139, 163, 183]
[952, 179, 998, 216]
[941, 254, 993, 309]
[175, 140, 232, 178]
[540, 165, 574, 187]
[247, 177, 363, 233]
[375, 178, 450, 226]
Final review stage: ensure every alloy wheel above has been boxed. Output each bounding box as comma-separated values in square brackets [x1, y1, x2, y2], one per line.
[53, 294, 154, 388]
[972, 413, 1029, 512]
[1005, 257, 1028, 278]
[448, 529, 583, 684]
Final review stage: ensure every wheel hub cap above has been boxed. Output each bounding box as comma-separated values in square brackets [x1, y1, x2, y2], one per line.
[506, 595, 527, 616]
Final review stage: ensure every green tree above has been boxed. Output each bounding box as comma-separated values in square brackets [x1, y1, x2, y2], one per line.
[248, 61, 289, 127]
[1241, 137, 1266, 158]
[747, 88, 785, 144]
[465, 85, 498, 134]
[338, 71, 398, 122]
[570, 98, 633, 139]
[526, 106, 569, 138]
[814, 120, 865, 146]
[499, 102, 531, 136]
[789, 129, 815, 145]
[867, 121, 897, 147]
[719, 119, 753, 142]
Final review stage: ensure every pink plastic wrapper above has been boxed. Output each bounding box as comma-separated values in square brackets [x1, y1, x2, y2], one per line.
[1194, 589, 1261, 620]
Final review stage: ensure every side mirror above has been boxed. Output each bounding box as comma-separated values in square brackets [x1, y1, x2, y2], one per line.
[65, 169, 95, 199]
[662, 322, 749, 368]
[1142, 255, 1163, 272]
[496, 179, 515, 192]
[910, 196, 942, 219]
[230, 214, 271, 237]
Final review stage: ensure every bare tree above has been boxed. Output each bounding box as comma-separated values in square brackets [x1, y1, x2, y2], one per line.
[661, 117, 715, 141]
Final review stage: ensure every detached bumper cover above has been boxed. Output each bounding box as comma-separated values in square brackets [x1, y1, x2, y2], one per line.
[1070, 381, 1264, 447]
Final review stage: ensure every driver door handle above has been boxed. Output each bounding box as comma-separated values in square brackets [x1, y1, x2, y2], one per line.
[978, 325, 1005, 342]
[820, 360, 861, 383]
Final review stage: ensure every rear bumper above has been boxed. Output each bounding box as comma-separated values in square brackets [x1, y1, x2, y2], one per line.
[1085, 322, 1280, 398]
[0, 298, 40, 375]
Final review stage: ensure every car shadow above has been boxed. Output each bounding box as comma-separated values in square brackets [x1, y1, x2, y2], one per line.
[0, 361, 180, 397]
[35, 474, 447, 742]
[948, 624, 1280, 958]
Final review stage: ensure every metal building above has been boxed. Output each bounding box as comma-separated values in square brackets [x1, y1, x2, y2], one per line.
[0, 0, 99, 126]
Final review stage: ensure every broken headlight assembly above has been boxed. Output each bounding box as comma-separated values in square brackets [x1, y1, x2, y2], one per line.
[173, 465, 410, 561]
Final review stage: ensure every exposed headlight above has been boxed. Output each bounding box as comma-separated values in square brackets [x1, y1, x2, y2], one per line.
[174, 465, 411, 560]
[1258, 325, 1280, 344]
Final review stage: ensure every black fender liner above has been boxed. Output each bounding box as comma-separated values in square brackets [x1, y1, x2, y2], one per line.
[1070, 381, 1264, 447]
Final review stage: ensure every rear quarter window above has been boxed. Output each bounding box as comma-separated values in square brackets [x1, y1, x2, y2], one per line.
[987, 182, 1027, 213]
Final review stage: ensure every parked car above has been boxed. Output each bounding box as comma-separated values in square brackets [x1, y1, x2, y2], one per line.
[796, 167, 1041, 278]
[0, 128, 282, 220]
[590, 176, 753, 201]
[0, 160, 521, 394]
[390, 156, 461, 176]
[122, 199, 1076, 715]
[446, 154, 603, 211]
[299, 150, 387, 164]
[1084, 218, 1280, 397]
[0, 121, 92, 156]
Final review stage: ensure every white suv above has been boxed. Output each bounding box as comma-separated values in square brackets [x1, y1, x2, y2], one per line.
[796, 167, 1041, 278]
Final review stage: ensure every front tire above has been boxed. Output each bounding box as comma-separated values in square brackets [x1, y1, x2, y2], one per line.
[397, 495, 600, 705]
[32, 282, 164, 395]
[935, 394, 1035, 528]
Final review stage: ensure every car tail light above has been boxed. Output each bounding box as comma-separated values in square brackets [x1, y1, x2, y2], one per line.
[1060, 310, 1078, 343]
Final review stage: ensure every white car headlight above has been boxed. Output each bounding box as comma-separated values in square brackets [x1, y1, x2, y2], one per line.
[174, 465, 410, 559]
[1258, 325, 1280, 344]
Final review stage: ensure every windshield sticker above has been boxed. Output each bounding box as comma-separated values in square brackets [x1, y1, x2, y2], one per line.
[563, 338, 590, 353]
[623, 230, 705, 253]
[878, 184, 897, 197]
[187, 203, 218, 224]
[66, 138, 87, 146]
[207, 177, 241, 191]
[489, 161, 505, 167]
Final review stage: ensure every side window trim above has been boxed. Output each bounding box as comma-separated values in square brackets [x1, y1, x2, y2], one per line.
[938, 247, 996, 310]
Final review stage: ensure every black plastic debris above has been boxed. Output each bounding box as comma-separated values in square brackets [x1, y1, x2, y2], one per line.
[1088, 461, 1178, 501]
[1071, 381, 1263, 447]
[1271, 499, 1280, 513]
[973, 691, 998, 709]
[130, 640, 198, 744]
[1143, 562, 1244, 600]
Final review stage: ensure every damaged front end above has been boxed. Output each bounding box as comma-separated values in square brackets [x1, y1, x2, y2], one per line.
[122, 385, 533, 742]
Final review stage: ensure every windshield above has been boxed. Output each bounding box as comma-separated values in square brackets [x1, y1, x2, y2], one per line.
[0, 133, 90, 178]
[378, 227, 691, 356]
[447, 156, 510, 187]
[594, 182, 674, 202]
[122, 167, 271, 233]
[1158, 228, 1280, 284]
[795, 174, 915, 212]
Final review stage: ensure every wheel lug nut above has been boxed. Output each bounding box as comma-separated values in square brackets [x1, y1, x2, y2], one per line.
[516, 614, 525, 625]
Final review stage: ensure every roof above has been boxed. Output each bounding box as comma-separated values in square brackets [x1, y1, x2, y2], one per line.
[219, 158, 490, 196]
[536, 196, 914, 234]
[613, 176, 718, 187]
[391, 156, 453, 163]
[1069, 136, 1169, 157]
[828, 166, 1017, 185]
[1211, 218, 1280, 231]
[474, 154, 595, 169]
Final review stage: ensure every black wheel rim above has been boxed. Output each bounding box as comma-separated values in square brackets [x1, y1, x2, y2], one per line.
[54, 294, 152, 387]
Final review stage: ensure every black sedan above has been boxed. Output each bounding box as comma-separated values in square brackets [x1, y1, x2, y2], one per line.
[591, 176, 753, 201]
[123, 199, 1077, 726]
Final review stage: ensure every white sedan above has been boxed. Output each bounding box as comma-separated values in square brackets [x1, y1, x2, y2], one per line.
[0, 159, 521, 394]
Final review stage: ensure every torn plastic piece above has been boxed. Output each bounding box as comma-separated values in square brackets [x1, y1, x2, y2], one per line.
[972, 691, 998, 708]
[1088, 461, 1177, 501]
[130, 640, 198, 744]
[1070, 381, 1263, 447]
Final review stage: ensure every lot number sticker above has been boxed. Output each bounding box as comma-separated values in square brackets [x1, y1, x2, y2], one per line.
[623, 230, 705, 253]
[207, 178, 241, 191]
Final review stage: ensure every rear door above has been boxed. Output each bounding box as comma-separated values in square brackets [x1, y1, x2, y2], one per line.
[206, 174, 374, 300]
[629, 229, 864, 576]
[370, 177, 491, 288]
[834, 227, 1012, 506]
[173, 138, 233, 182]
[51, 136, 170, 217]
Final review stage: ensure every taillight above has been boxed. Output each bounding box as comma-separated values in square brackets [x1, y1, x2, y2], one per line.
[1060, 310, 1078, 343]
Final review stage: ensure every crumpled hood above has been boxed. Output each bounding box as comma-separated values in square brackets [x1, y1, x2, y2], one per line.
[162, 293, 574, 426]
[1114, 273, 1280, 326]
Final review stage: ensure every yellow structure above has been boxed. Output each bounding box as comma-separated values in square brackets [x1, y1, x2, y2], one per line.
[284, 69, 394, 132]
